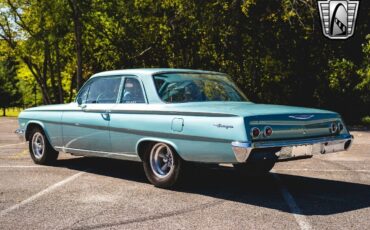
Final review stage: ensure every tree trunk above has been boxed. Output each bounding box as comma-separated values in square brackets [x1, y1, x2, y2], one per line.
[55, 41, 64, 103]
[69, 72, 76, 102]
[47, 41, 58, 104]
[22, 57, 51, 104]
[2, 107, 5, 117]
[42, 40, 50, 104]
[68, 0, 83, 90]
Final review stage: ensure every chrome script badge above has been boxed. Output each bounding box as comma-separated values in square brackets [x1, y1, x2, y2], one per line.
[288, 115, 315, 120]
[318, 0, 359, 39]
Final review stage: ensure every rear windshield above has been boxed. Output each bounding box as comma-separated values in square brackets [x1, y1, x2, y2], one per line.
[153, 73, 248, 103]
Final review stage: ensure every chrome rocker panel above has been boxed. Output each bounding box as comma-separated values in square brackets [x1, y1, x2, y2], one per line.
[232, 134, 353, 163]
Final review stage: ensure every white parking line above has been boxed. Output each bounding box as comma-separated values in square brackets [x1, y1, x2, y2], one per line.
[0, 120, 16, 124]
[0, 143, 26, 148]
[0, 165, 43, 168]
[275, 169, 370, 173]
[272, 173, 312, 230]
[0, 171, 85, 217]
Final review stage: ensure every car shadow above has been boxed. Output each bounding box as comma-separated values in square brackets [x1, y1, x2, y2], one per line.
[53, 156, 370, 216]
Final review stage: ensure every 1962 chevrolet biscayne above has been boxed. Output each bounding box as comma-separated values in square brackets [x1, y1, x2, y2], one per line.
[16, 69, 353, 188]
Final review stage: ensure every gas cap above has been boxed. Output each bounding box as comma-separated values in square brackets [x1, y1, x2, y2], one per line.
[171, 118, 184, 132]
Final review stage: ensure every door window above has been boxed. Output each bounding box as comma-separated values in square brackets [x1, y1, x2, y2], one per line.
[76, 81, 91, 104]
[85, 77, 122, 104]
[121, 78, 145, 103]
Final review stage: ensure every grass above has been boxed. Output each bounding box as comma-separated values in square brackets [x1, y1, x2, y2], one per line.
[2, 107, 23, 117]
[362, 116, 370, 126]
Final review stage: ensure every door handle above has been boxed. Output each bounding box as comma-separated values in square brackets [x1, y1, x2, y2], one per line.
[101, 110, 110, 120]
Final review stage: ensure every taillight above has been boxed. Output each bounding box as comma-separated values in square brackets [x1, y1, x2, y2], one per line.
[330, 122, 338, 134]
[264, 126, 273, 137]
[251, 127, 260, 138]
[338, 122, 344, 132]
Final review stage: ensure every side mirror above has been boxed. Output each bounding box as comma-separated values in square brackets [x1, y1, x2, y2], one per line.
[77, 97, 83, 106]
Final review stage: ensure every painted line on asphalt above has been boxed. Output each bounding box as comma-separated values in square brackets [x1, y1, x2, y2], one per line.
[275, 169, 370, 173]
[0, 143, 26, 148]
[0, 171, 85, 218]
[0, 165, 43, 168]
[0, 120, 16, 124]
[272, 173, 312, 230]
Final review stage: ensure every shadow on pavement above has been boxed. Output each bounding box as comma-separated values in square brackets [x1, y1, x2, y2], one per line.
[53, 156, 370, 216]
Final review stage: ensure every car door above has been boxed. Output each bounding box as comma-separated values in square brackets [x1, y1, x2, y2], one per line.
[109, 76, 147, 158]
[62, 76, 123, 154]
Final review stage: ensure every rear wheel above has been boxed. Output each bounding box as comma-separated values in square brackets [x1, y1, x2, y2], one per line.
[29, 127, 59, 165]
[143, 142, 183, 188]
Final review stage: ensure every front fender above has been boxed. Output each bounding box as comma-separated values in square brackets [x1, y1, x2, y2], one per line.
[25, 120, 54, 149]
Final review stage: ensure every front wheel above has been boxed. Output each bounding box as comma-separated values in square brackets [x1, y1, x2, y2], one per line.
[29, 127, 59, 165]
[143, 142, 183, 188]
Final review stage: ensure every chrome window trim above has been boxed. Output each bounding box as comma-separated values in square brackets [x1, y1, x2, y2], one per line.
[120, 75, 149, 104]
[151, 72, 249, 104]
[76, 75, 148, 105]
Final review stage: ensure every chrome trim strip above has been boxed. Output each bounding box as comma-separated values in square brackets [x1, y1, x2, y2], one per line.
[239, 134, 352, 149]
[288, 115, 315, 120]
[33, 119, 231, 143]
[249, 118, 339, 125]
[54, 146, 141, 161]
[256, 134, 353, 148]
[110, 126, 231, 143]
[25, 110, 237, 117]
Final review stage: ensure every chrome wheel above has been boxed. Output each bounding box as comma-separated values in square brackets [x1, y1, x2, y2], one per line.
[31, 132, 45, 159]
[149, 143, 174, 178]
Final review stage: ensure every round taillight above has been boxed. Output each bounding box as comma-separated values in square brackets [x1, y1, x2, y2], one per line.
[338, 122, 344, 131]
[330, 122, 338, 134]
[251, 127, 260, 138]
[264, 126, 273, 136]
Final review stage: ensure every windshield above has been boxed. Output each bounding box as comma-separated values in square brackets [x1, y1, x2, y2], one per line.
[153, 73, 248, 103]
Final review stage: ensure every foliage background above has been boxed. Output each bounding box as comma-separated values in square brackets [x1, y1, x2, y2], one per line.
[0, 0, 369, 123]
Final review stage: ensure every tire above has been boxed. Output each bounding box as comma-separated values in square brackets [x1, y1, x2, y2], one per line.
[234, 160, 276, 176]
[142, 142, 183, 188]
[28, 127, 59, 165]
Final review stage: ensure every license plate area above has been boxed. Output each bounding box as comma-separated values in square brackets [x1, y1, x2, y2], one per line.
[277, 143, 324, 160]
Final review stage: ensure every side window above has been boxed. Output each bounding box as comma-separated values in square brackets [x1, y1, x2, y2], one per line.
[121, 78, 145, 103]
[76, 81, 91, 104]
[86, 77, 122, 104]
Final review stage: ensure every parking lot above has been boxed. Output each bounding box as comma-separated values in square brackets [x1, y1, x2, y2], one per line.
[0, 117, 369, 229]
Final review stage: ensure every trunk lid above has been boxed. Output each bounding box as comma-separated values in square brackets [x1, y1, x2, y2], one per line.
[165, 102, 341, 140]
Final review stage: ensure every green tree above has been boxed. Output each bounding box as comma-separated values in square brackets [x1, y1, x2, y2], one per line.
[0, 0, 369, 122]
[0, 52, 21, 116]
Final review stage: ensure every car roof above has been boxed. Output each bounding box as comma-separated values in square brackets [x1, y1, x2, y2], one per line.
[91, 68, 225, 78]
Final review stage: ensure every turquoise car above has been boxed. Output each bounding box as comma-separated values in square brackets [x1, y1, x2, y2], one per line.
[16, 69, 353, 188]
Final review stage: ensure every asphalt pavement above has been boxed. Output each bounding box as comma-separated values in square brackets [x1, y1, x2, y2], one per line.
[0, 117, 369, 230]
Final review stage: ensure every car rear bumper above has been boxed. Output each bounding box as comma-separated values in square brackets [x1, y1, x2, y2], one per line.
[15, 129, 26, 142]
[232, 134, 353, 163]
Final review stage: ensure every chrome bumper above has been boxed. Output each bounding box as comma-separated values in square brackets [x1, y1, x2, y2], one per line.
[232, 134, 353, 163]
[15, 129, 26, 141]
